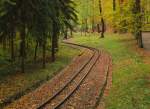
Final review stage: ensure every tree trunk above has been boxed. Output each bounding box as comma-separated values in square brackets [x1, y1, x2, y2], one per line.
[20, 25, 26, 73]
[99, 0, 105, 38]
[113, 0, 116, 11]
[97, 24, 100, 33]
[10, 32, 15, 62]
[112, 0, 117, 33]
[3, 39, 6, 51]
[51, 22, 56, 62]
[64, 28, 68, 39]
[42, 41, 46, 68]
[51, 38, 55, 62]
[138, 31, 143, 48]
[135, 0, 143, 48]
[34, 40, 38, 62]
[92, 0, 95, 33]
[54, 35, 58, 52]
[101, 18, 105, 38]
[85, 18, 88, 35]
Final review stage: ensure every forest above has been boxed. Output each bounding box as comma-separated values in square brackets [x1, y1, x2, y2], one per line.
[0, 0, 150, 109]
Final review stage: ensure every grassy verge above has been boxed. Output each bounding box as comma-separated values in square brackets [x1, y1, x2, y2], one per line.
[0, 44, 81, 107]
[73, 33, 150, 109]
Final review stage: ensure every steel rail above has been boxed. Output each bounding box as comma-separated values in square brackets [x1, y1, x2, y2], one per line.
[37, 42, 100, 109]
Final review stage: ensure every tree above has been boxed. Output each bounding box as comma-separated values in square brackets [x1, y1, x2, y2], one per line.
[113, 0, 116, 11]
[131, 0, 143, 48]
[0, 0, 77, 72]
[50, 0, 77, 61]
[0, 1, 17, 62]
[99, 0, 105, 38]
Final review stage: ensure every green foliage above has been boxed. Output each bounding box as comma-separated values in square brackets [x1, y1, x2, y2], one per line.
[0, 0, 77, 72]
[75, 0, 100, 30]
[75, 0, 150, 33]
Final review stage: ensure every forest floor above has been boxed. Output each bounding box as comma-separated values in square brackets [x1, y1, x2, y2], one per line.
[73, 32, 150, 109]
[0, 44, 81, 108]
[4, 43, 112, 109]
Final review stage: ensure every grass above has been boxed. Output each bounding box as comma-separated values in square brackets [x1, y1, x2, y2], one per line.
[0, 44, 81, 106]
[73, 32, 150, 109]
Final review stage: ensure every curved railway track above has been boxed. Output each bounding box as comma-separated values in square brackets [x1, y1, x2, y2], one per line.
[36, 42, 101, 109]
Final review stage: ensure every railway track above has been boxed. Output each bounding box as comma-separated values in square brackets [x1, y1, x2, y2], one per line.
[37, 42, 101, 109]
